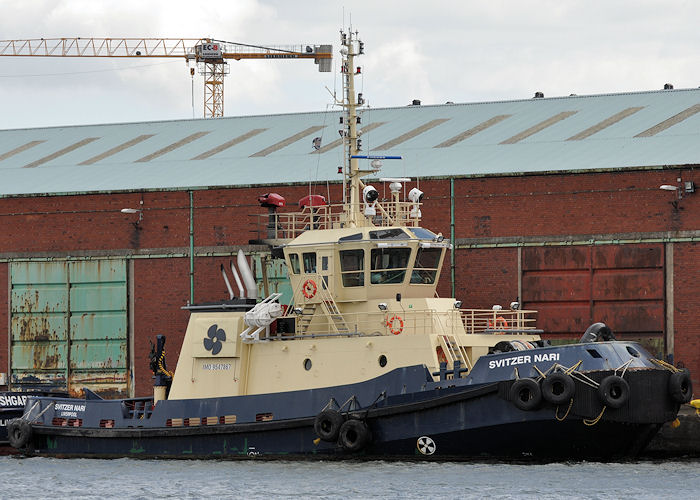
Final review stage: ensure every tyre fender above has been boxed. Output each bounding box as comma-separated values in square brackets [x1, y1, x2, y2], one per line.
[7, 419, 32, 449]
[598, 375, 630, 409]
[510, 378, 542, 411]
[339, 419, 371, 452]
[541, 372, 576, 405]
[313, 409, 345, 442]
[668, 370, 693, 404]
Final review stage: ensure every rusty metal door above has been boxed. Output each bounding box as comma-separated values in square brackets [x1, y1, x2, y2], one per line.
[10, 260, 128, 397]
[521, 244, 665, 356]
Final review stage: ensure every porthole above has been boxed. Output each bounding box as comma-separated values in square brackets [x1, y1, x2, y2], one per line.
[378, 355, 387, 367]
[303, 358, 312, 371]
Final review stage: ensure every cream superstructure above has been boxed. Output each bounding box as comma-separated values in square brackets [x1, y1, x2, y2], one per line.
[167, 29, 541, 401]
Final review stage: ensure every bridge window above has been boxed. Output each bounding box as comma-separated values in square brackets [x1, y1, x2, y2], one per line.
[340, 249, 364, 287]
[303, 252, 316, 274]
[371, 248, 411, 284]
[289, 254, 300, 274]
[411, 248, 442, 284]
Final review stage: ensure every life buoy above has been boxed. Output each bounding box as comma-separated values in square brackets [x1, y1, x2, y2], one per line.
[598, 375, 630, 408]
[668, 369, 693, 403]
[314, 409, 345, 442]
[488, 316, 509, 332]
[339, 419, 371, 452]
[542, 372, 576, 405]
[510, 378, 542, 411]
[386, 315, 404, 335]
[436, 346, 448, 365]
[7, 419, 32, 449]
[302, 279, 317, 299]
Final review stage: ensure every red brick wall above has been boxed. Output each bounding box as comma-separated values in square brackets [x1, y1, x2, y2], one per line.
[673, 242, 700, 387]
[0, 167, 698, 394]
[0, 263, 7, 383]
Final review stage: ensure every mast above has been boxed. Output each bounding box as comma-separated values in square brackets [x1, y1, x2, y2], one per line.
[339, 29, 367, 227]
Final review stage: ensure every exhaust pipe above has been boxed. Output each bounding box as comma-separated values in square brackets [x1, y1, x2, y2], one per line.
[229, 260, 246, 298]
[237, 249, 258, 299]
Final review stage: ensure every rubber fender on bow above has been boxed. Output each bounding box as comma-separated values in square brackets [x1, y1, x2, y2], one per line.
[542, 372, 576, 405]
[7, 419, 32, 449]
[580, 322, 616, 343]
[598, 375, 630, 409]
[339, 419, 371, 452]
[668, 369, 693, 404]
[313, 409, 345, 442]
[510, 378, 542, 411]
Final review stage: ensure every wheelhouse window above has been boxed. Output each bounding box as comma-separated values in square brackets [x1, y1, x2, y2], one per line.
[303, 252, 317, 274]
[410, 247, 442, 284]
[340, 249, 364, 287]
[289, 254, 300, 274]
[371, 248, 411, 284]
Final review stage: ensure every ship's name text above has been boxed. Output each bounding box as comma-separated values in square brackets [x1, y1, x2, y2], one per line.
[488, 352, 559, 369]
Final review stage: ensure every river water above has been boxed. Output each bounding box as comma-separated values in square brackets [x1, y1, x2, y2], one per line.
[1, 456, 697, 499]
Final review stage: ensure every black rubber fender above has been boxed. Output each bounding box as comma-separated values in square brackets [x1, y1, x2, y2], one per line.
[598, 375, 630, 408]
[510, 378, 542, 411]
[313, 409, 345, 442]
[338, 419, 371, 452]
[7, 419, 32, 449]
[542, 372, 576, 405]
[668, 369, 693, 404]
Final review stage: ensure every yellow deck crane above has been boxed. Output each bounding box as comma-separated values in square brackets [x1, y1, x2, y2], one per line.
[0, 37, 333, 118]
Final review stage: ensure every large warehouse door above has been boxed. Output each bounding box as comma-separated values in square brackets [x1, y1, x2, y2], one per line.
[10, 260, 129, 398]
[522, 244, 665, 356]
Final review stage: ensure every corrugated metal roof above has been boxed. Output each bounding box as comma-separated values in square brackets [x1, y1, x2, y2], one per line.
[1, 88, 699, 196]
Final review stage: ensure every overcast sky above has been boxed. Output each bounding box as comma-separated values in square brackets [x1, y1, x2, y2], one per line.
[1, 0, 699, 130]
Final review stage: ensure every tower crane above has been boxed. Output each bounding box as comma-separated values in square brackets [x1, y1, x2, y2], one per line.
[0, 37, 333, 118]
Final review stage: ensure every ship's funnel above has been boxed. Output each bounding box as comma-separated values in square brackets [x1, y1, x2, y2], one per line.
[230, 259, 246, 298]
[237, 249, 258, 300]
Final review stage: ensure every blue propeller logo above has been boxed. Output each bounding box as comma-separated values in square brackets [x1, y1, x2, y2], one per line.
[204, 324, 226, 355]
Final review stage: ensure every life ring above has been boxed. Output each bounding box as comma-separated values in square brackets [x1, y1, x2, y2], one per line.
[7, 419, 32, 449]
[510, 378, 542, 411]
[598, 375, 630, 408]
[302, 279, 317, 299]
[542, 372, 576, 405]
[436, 346, 448, 365]
[488, 316, 509, 332]
[339, 419, 371, 452]
[314, 409, 345, 442]
[668, 369, 693, 403]
[386, 315, 404, 335]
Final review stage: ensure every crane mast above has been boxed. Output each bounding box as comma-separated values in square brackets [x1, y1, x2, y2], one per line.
[0, 37, 332, 118]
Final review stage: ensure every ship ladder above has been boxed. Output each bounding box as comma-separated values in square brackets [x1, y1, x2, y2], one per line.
[439, 334, 473, 372]
[317, 287, 350, 334]
[297, 303, 317, 334]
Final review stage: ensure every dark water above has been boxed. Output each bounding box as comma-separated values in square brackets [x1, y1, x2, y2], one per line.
[1, 457, 697, 499]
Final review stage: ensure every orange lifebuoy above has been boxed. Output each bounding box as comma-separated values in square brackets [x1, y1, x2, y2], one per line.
[488, 316, 509, 333]
[302, 279, 317, 299]
[436, 346, 448, 364]
[386, 315, 404, 335]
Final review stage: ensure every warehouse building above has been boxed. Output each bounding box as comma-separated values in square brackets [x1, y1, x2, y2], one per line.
[0, 87, 698, 396]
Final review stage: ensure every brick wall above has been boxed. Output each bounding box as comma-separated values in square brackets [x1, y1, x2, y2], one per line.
[0, 166, 698, 394]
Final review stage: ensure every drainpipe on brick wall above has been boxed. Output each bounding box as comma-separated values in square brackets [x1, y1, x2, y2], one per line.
[189, 191, 195, 304]
[450, 178, 455, 297]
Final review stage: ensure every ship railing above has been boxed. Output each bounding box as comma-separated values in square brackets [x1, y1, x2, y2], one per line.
[251, 201, 422, 240]
[459, 308, 540, 335]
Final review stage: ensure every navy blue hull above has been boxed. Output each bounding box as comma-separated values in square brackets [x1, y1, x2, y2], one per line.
[13, 342, 684, 460]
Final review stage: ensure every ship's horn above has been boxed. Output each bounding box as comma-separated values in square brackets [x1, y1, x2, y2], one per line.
[230, 259, 246, 298]
[220, 264, 234, 300]
[237, 249, 258, 299]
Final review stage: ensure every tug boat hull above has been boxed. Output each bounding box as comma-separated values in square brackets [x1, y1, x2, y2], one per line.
[13, 343, 683, 460]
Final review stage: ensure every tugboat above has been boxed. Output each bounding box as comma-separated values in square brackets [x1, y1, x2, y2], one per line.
[8, 28, 693, 460]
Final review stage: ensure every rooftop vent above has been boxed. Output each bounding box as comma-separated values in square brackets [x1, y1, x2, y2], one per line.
[664, 83, 674, 90]
[411, 99, 421, 105]
[534, 91, 544, 98]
